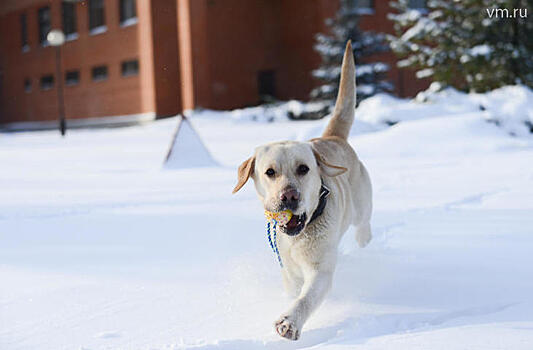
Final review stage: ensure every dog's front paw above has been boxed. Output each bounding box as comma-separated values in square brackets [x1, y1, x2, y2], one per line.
[274, 315, 300, 341]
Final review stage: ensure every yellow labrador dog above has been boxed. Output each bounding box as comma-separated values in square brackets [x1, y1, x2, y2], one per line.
[233, 41, 372, 341]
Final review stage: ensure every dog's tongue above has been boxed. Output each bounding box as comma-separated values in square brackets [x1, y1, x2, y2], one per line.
[286, 214, 299, 229]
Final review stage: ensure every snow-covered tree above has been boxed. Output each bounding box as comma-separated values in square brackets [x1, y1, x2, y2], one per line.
[389, 0, 533, 92]
[311, 0, 392, 107]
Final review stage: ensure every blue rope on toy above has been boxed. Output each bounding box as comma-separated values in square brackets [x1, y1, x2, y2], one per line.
[266, 220, 283, 267]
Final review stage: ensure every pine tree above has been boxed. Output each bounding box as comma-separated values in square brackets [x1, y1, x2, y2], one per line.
[311, 0, 392, 107]
[389, 0, 533, 92]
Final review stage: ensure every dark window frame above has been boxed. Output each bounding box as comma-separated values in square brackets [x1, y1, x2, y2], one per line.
[40, 75, 54, 90]
[62, 2, 78, 39]
[88, 0, 106, 33]
[121, 59, 139, 77]
[20, 14, 29, 52]
[257, 70, 276, 103]
[65, 70, 80, 86]
[91, 65, 108, 82]
[38, 6, 51, 46]
[24, 78, 32, 93]
[119, 0, 138, 26]
[347, 0, 374, 14]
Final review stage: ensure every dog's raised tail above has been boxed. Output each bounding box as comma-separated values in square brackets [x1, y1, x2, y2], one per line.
[322, 41, 356, 140]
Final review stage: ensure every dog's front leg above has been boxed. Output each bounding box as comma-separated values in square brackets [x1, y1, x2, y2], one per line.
[275, 268, 333, 340]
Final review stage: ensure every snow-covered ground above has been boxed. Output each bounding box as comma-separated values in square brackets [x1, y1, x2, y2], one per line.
[1, 88, 533, 350]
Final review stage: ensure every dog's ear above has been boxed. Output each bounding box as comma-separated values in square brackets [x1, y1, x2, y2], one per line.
[311, 141, 347, 177]
[232, 156, 256, 193]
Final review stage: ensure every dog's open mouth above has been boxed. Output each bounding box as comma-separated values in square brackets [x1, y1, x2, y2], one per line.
[281, 213, 307, 236]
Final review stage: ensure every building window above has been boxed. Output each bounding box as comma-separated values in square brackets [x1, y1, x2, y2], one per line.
[121, 59, 139, 77]
[88, 0, 106, 34]
[40, 75, 54, 90]
[92, 65, 108, 81]
[120, 0, 137, 26]
[65, 70, 80, 86]
[21, 14, 29, 52]
[38, 7, 51, 46]
[62, 2, 78, 40]
[408, 0, 426, 9]
[348, 0, 374, 14]
[24, 78, 32, 93]
[258, 70, 276, 103]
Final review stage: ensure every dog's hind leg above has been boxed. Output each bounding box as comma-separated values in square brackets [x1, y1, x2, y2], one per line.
[355, 222, 372, 248]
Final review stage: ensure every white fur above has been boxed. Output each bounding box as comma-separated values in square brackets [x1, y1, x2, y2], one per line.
[233, 41, 372, 340]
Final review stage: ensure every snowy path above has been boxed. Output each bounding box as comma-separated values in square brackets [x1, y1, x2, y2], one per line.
[1, 114, 532, 350]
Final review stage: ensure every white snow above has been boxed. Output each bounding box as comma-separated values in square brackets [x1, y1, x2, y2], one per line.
[415, 67, 434, 78]
[1, 86, 533, 350]
[470, 86, 533, 137]
[401, 16, 438, 42]
[88, 25, 108, 36]
[470, 44, 492, 57]
[120, 17, 139, 28]
[354, 84, 533, 137]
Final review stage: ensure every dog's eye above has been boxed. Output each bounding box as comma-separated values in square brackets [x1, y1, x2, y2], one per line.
[265, 168, 276, 177]
[297, 164, 309, 176]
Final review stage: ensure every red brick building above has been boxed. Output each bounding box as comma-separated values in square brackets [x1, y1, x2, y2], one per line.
[0, 0, 428, 128]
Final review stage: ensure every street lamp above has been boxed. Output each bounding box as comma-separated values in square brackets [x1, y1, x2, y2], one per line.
[46, 0, 81, 136]
[47, 29, 66, 136]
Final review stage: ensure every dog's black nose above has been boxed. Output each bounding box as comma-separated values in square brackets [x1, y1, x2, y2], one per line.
[280, 188, 299, 209]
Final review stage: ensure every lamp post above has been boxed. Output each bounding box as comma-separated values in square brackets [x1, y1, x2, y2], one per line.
[47, 29, 66, 136]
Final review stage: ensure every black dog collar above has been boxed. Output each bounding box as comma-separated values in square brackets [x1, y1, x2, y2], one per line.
[308, 181, 330, 225]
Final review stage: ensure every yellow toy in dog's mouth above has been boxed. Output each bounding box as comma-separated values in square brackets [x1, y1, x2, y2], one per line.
[264, 209, 293, 226]
[264, 209, 308, 267]
[264, 209, 294, 268]
[265, 209, 308, 237]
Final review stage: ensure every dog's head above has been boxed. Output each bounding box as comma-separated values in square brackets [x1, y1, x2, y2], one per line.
[233, 141, 346, 236]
